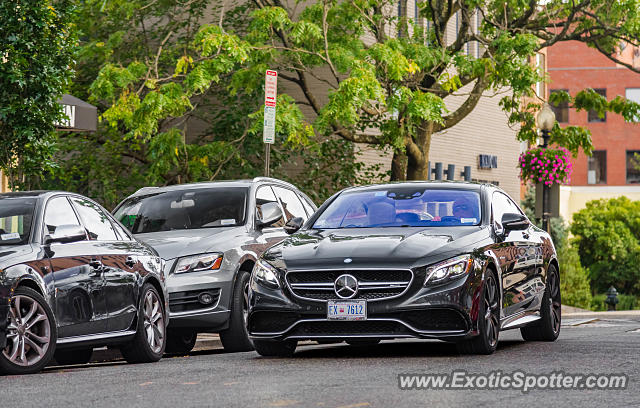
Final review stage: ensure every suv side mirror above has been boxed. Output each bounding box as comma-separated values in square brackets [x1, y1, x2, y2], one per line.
[501, 213, 529, 232]
[284, 217, 304, 235]
[44, 224, 87, 245]
[256, 202, 283, 228]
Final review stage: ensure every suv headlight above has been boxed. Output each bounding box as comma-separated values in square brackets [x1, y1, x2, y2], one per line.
[424, 255, 473, 286]
[174, 253, 223, 274]
[252, 259, 280, 289]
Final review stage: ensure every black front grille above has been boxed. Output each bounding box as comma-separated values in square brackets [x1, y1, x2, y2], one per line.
[287, 269, 413, 301]
[249, 311, 320, 333]
[390, 309, 468, 332]
[169, 288, 220, 313]
[288, 320, 409, 336]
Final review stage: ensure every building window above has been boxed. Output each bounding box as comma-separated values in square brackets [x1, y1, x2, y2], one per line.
[626, 151, 640, 184]
[549, 89, 569, 123]
[626, 88, 640, 122]
[587, 150, 606, 184]
[588, 88, 607, 122]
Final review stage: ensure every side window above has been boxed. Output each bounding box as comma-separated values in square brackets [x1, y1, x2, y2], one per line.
[43, 196, 82, 235]
[255, 186, 285, 228]
[273, 186, 308, 222]
[298, 192, 316, 217]
[111, 218, 132, 241]
[491, 192, 523, 227]
[70, 197, 118, 241]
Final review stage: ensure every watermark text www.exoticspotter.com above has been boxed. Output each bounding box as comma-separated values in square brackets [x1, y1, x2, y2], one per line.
[398, 371, 628, 393]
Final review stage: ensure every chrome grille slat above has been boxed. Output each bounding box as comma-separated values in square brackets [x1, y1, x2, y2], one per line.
[286, 269, 414, 302]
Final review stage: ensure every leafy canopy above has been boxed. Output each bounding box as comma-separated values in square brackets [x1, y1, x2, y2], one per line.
[0, 0, 76, 189]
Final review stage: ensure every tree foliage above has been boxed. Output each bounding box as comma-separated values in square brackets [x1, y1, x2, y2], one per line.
[38, 0, 385, 208]
[128, 0, 640, 181]
[571, 197, 640, 295]
[0, 0, 76, 189]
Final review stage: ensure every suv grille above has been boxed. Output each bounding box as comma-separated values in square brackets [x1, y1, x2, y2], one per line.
[286, 269, 413, 301]
[169, 288, 220, 313]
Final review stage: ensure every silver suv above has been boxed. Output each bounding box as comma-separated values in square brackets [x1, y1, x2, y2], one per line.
[113, 178, 316, 353]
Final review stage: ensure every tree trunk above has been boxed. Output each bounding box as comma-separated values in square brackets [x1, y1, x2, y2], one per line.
[405, 121, 434, 180]
[390, 150, 407, 181]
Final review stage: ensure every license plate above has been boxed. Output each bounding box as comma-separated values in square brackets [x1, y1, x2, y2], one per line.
[327, 300, 366, 321]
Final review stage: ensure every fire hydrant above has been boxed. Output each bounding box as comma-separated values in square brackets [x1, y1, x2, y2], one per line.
[605, 286, 619, 311]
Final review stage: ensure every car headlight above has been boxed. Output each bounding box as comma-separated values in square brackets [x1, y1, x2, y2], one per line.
[252, 259, 280, 289]
[424, 255, 473, 286]
[174, 253, 223, 274]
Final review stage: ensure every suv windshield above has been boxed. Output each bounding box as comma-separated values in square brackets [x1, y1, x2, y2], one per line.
[0, 197, 36, 245]
[313, 187, 482, 229]
[114, 187, 248, 233]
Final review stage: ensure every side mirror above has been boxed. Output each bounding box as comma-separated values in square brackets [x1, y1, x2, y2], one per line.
[501, 213, 529, 232]
[44, 225, 87, 245]
[284, 217, 304, 235]
[256, 202, 283, 228]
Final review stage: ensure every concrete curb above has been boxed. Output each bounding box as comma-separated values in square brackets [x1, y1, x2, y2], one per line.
[563, 310, 640, 318]
[86, 335, 223, 364]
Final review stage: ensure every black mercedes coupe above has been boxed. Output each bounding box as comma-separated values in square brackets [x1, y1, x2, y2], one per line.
[247, 182, 561, 356]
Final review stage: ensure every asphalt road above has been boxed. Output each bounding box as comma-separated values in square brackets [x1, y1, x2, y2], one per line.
[2, 315, 639, 408]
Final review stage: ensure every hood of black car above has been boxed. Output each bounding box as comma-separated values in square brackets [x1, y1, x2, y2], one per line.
[135, 227, 243, 260]
[267, 227, 492, 270]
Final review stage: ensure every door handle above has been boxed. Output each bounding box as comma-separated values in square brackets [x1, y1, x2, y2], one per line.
[125, 256, 137, 268]
[522, 232, 530, 239]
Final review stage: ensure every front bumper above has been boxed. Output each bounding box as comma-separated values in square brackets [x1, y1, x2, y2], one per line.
[248, 266, 484, 342]
[165, 263, 235, 332]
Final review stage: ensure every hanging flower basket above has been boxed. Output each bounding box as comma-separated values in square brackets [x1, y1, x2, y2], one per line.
[519, 147, 572, 186]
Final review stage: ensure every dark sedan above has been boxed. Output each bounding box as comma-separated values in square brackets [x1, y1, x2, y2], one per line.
[247, 182, 561, 356]
[0, 191, 168, 374]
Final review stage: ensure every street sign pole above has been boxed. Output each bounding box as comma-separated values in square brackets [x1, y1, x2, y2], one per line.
[264, 144, 270, 177]
[263, 70, 278, 177]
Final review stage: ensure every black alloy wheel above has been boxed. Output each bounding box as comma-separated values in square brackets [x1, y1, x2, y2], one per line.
[457, 272, 500, 355]
[521, 264, 561, 341]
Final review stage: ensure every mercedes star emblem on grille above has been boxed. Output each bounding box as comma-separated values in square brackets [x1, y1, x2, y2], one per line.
[334, 274, 358, 299]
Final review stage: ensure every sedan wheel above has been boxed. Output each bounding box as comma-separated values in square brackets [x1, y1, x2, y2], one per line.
[143, 290, 165, 355]
[120, 283, 166, 363]
[0, 287, 57, 375]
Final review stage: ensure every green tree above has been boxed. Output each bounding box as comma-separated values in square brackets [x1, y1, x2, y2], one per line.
[40, 0, 385, 207]
[571, 197, 640, 295]
[0, 0, 76, 189]
[90, 0, 640, 183]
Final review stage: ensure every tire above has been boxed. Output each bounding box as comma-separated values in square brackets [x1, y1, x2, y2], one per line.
[346, 339, 380, 347]
[0, 287, 57, 375]
[521, 264, 561, 341]
[219, 270, 254, 352]
[457, 272, 500, 355]
[120, 283, 166, 364]
[253, 339, 297, 357]
[165, 329, 197, 355]
[54, 348, 93, 365]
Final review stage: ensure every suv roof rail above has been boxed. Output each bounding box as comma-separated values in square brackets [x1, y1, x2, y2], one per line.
[252, 177, 297, 189]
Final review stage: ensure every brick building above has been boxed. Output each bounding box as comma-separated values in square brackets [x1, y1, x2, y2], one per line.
[546, 41, 640, 221]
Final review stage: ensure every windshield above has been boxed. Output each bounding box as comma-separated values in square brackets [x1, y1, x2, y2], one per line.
[114, 187, 248, 233]
[0, 197, 36, 245]
[313, 187, 482, 229]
